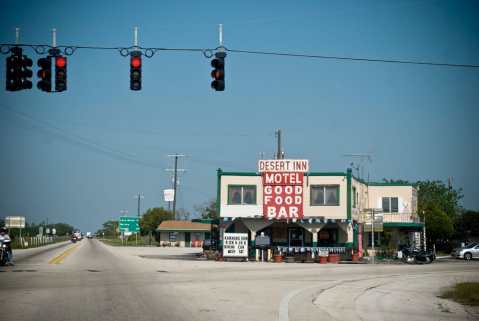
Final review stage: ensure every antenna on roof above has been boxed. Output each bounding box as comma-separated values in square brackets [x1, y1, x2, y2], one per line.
[342, 153, 372, 179]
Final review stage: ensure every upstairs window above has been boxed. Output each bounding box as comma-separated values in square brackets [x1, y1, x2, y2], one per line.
[382, 197, 399, 213]
[352, 187, 357, 208]
[311, 185, 340, 206]
[228, 185, 257, 205]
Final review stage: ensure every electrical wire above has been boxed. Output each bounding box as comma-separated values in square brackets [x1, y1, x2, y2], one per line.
[1, 42, 478, 68]
[0, 105, 165, 169]
[226, 48, 479, 68]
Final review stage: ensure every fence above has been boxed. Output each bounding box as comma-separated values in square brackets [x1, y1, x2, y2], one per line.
[11, 236, 69, 249]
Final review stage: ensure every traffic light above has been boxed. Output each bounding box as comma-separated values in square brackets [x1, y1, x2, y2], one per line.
[20, 54, 33, 90]
[5, 54, 19, 91]
[37, 56, 52, 92]
[55, 55, 67, 92]
[130, 51, 142, 91]
[211, 51, 226, 91]
[5, 47, 32, 91]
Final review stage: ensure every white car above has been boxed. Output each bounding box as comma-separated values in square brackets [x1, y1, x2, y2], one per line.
[452, 242, 479, 260]
[86, 232, 92, 239]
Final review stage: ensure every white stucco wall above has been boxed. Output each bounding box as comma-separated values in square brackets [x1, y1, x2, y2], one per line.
[367, 185, 416, 214]
[220, 174, 348, 220]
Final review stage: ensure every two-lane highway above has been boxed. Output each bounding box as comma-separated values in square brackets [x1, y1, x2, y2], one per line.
[1, 239, 214, 321]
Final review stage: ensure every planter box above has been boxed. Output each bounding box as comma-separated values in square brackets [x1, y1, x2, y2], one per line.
[328, 254, 340, 263]
[273, 255, 284, 263]
[319, 256, 328, 264]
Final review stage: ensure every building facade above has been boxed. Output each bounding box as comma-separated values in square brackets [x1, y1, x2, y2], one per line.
[157, 220, 211, 247]
[217, 165, 423, 258]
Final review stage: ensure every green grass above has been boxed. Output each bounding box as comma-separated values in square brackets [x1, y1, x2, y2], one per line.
[440, 282, 479, 306]
[99, 237, 157, 247]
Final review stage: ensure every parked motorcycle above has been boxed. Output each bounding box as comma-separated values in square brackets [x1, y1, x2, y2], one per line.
[400, 246, 435, 264]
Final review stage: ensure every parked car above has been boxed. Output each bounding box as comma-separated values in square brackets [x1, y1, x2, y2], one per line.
[452, 242, 479, 260]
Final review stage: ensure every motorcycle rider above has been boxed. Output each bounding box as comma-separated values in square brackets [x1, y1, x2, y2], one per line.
[0, 227, 13, 265]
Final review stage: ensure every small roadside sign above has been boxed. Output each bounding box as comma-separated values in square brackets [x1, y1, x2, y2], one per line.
[164, 189, 175, 202]
[223, 233, 248, 257]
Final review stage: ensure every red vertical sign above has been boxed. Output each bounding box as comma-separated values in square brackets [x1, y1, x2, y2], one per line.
[263, 172, 304, 219]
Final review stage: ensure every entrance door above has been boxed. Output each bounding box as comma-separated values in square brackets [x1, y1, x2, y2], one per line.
[288, 228, 303, 247]
[185, 232, 191, 247]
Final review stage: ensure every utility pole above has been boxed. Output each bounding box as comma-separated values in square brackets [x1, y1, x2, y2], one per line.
[275, 129, 284, 159]
[166, 154, 186, 220]
[133, 193, 144, 246]
[134, 193, 144, 218]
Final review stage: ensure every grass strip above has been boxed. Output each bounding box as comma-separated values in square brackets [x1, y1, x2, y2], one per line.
[440, 282, 479, 306]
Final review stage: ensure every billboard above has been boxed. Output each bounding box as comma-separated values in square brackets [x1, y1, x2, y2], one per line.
[259, 160, 308, 220]
[5, 216, 26, 228]
[223, 233, 248, 257]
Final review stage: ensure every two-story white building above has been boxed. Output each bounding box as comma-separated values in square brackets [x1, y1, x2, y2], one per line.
[216, 161, 423, 258]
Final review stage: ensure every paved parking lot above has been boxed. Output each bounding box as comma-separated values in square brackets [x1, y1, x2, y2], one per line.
[2, 241, 478, 321]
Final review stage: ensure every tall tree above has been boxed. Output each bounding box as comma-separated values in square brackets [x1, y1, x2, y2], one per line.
[416, 180, 462, 248]
[454, 210, 479, 242]
[195, 199, 218, 220]
[416, 180, 463, 219]
[97, 220, 118, 238]
[140, 207, 174, 235]
[423, 203, 454, 245]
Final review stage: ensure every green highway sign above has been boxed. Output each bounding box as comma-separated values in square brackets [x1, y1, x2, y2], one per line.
[119, 216, 140, 233]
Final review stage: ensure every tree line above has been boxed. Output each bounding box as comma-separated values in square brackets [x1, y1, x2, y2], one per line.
[0, 220, 75, 237]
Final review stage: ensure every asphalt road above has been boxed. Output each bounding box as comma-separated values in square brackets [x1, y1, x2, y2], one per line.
[1, 240, 478, 321]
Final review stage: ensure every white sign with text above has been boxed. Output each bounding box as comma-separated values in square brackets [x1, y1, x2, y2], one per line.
[223, 233, 248, 257]
[258, 159, 309, 173]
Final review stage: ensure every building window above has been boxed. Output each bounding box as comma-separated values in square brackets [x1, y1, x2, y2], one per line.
[227, 185, 257, 205]
[382, 197, 399, 213]
[352, 187, 357, 208]
[367, 232, 381, 247]
[169, 232, 178, 242]
[311, 185, 339, 206]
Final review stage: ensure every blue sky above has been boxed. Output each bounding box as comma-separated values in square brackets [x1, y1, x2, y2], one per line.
[1, 0, 478, 232]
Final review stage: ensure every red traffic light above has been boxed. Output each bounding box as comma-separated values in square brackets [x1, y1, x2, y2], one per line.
[56, 56, 66, 68]
[131, 56, 141, 68]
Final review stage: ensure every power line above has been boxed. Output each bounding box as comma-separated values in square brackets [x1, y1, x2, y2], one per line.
[0, 105, 164, 169]
[1, 43, 478, 69]
[227, 48, 479, 69]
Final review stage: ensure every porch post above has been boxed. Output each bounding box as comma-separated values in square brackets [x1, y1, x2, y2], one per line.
[312, 229, 318, 247]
